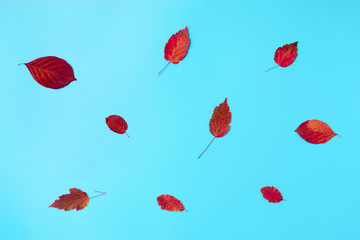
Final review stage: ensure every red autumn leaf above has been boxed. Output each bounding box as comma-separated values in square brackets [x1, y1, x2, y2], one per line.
[295, 119, 337, 144]
[158, 27, 190, 75]
[261, 186, 283, 203]
[198, 98, 232, 159]
[19, 56, 76, 89]
[106, 115, 130, 138]
[266, 42, 298, 72]
[49, 188, 90, 211]
[157, 194, 185, 212]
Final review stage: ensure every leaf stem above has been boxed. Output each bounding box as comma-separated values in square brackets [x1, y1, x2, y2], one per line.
[125, 132, 130, 138]
[158, 62, 170, 75]
[265, 65, 279, 72]
[90, 191, 106, 199]
[198, 137, 216, 159]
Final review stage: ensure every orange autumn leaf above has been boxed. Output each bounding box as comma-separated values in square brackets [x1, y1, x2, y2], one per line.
[49, 189, 105, 211]
[157, 194, 185, 212]
[198, 98, 232, 158]
[49, 188, 89, 211]
[158, 27, 190, 74]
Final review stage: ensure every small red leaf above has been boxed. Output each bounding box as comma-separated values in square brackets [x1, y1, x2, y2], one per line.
[198, 98, 232, 158]
[21, 56, 76, 89]
[261, 186, 283, 203]
[158, 27, 190, 74]
[49, 188, 89, 211]
[266, 42, 298, 72]
[295, 119, 337, 144]
[106, 115, 129, 137]
[157, 194, 185, 212]
[275, 42, 298, 67]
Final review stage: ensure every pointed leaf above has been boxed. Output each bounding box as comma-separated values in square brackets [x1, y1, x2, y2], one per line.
[295, 119, 337, 144]
[165, 26, 190, 64]
[261, 186, 283, 203]
[198, 98, 232, 158]
[158, 27, 190, 74]
[274, 41, 298, 67]
[49, 188, 89, 211]
[210, 98, 232, 138]
[21, 56, 76, 89]
[106, 115, 128, 135]
[157, 194, 185, 212]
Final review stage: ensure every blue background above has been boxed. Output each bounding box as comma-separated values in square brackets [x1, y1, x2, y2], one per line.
[1, 0, 359, 239]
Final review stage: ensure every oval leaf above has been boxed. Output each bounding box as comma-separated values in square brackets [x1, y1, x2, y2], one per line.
[106, 115, 129, 137]
[157, 194, 185, 212]
[295, 119, 337, 144]
[266, 42, 298, 72]
[22, 56, 76, 89]
[49, 188, 89, 211]
[210, 98, 232, 138]
[274, 41, 298, 67]
[158, 27, 190, 74]
[261, 186, 283, 203]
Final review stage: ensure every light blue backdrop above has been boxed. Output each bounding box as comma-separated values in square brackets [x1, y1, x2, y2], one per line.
[1, 0, 359, 239]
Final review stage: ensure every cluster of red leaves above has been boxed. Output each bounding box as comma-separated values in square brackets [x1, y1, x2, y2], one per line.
[18, 28, 338, 212]
[49, 187, 285, 212]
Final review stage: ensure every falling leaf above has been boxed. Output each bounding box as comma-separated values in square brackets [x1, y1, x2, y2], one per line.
[19, 56, 76, 89]
[295, 119, 337, 144]
[49, 188, 90, 211]
[49, 189, 106, 211]
[157, 194, 185, 212]
[198, 98, 232, 159]
[106, 115, 130, 138]
[266, 42, 298, 72]
[210, 98, 232, 138]
[261, 186, 283, 203]
[158, 27, 190, 74]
